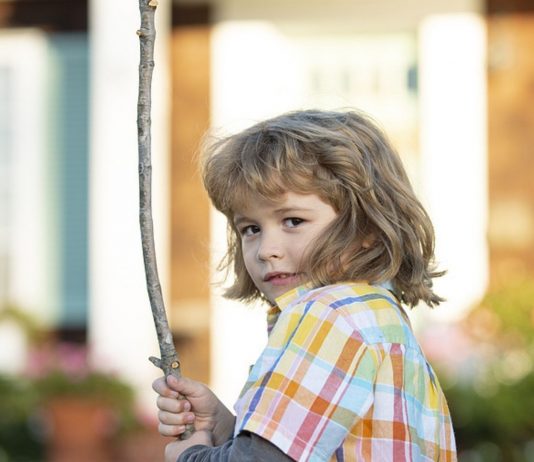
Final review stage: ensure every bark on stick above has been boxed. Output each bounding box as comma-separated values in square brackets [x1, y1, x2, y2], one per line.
[136, 0, 193, 439]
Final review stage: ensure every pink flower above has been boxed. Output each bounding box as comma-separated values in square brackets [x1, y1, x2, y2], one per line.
[25, 342, 89, 379]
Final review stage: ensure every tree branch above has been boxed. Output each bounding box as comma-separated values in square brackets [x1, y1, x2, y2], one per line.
[137, 0, 193, 439]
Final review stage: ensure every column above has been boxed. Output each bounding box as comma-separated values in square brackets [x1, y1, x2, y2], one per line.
[418, 13, 488, 322]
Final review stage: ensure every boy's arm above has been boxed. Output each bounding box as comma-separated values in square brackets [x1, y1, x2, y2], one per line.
[175, 432, 294, 462]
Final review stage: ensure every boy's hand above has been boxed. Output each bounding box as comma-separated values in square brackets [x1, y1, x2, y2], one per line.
[163, 429, 213, 462]
[153, 375, 236, 446]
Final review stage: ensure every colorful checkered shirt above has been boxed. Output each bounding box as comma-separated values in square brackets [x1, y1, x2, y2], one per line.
[233, 282, 457, 461]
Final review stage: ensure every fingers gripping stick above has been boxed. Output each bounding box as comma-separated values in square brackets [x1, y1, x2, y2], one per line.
[150, 356, 195, 440]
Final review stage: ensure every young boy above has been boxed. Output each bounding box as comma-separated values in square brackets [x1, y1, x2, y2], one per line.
[154, 109, 457, 461]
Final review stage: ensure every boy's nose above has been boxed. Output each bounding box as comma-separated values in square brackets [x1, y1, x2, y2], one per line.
[257, 236, 283, 261]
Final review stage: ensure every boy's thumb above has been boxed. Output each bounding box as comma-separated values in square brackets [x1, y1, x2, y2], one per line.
[166, 374, 196, 396]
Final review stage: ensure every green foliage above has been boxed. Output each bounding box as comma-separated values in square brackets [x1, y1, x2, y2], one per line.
[24, 341, 139, 434]
[0, 369, 139, 461]
[0, 339, 140, 460]
[444, 372, 534, 461]
[438, 279, 534, 462]
[0, 375, 44, 462]
[0, 305, 44, 343]
[467, 279, 534, 350]
[33, 370, 138, 433]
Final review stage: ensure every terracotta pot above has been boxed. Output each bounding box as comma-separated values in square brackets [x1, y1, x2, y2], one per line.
[45, 398, 116, 462]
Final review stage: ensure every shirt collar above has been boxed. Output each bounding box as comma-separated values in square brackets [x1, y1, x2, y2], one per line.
[274, 283, 314, 311]
[273, 280, 395, 311]
[266, 284, 311, 334]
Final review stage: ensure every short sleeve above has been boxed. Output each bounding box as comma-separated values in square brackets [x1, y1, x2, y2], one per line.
[233, 299, 382, 462]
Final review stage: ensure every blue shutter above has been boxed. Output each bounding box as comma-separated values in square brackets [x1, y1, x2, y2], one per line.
[49, 33, 89, 327]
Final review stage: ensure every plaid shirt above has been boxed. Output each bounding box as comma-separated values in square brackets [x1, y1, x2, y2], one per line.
[233, 282, 457, 461]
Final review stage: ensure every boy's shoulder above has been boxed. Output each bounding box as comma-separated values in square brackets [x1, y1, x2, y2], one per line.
[293, 282, 418, 348]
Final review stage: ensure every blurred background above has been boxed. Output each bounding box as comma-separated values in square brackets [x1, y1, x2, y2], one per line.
[0, 0, 533, 461]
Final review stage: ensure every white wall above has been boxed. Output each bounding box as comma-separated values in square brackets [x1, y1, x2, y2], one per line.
[0, 31, 57, 327]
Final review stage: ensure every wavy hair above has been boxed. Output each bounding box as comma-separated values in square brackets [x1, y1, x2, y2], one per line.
[200, 109, 444, 307]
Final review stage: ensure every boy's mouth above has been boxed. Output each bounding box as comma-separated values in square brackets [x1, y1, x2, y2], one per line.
[263, 272, 300, 284]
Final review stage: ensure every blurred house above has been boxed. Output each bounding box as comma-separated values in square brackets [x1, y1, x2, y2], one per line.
[0, 3, 90, 363]
[0, 0, 533, 418]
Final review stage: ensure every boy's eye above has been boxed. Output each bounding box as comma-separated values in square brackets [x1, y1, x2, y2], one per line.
[240, 225, 260, 236]
[284, 217, 304, 228]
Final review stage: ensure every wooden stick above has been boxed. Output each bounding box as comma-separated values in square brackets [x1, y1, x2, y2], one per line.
[136, 0, 193, 439]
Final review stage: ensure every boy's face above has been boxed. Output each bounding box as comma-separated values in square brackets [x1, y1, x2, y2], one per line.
[233, 192, 337, 304]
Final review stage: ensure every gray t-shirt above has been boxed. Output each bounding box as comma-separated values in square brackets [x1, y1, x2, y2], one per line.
[178, 431, 293, 462]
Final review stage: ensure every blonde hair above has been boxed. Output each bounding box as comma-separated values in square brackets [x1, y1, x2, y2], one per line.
[201, 109, 444, 307]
